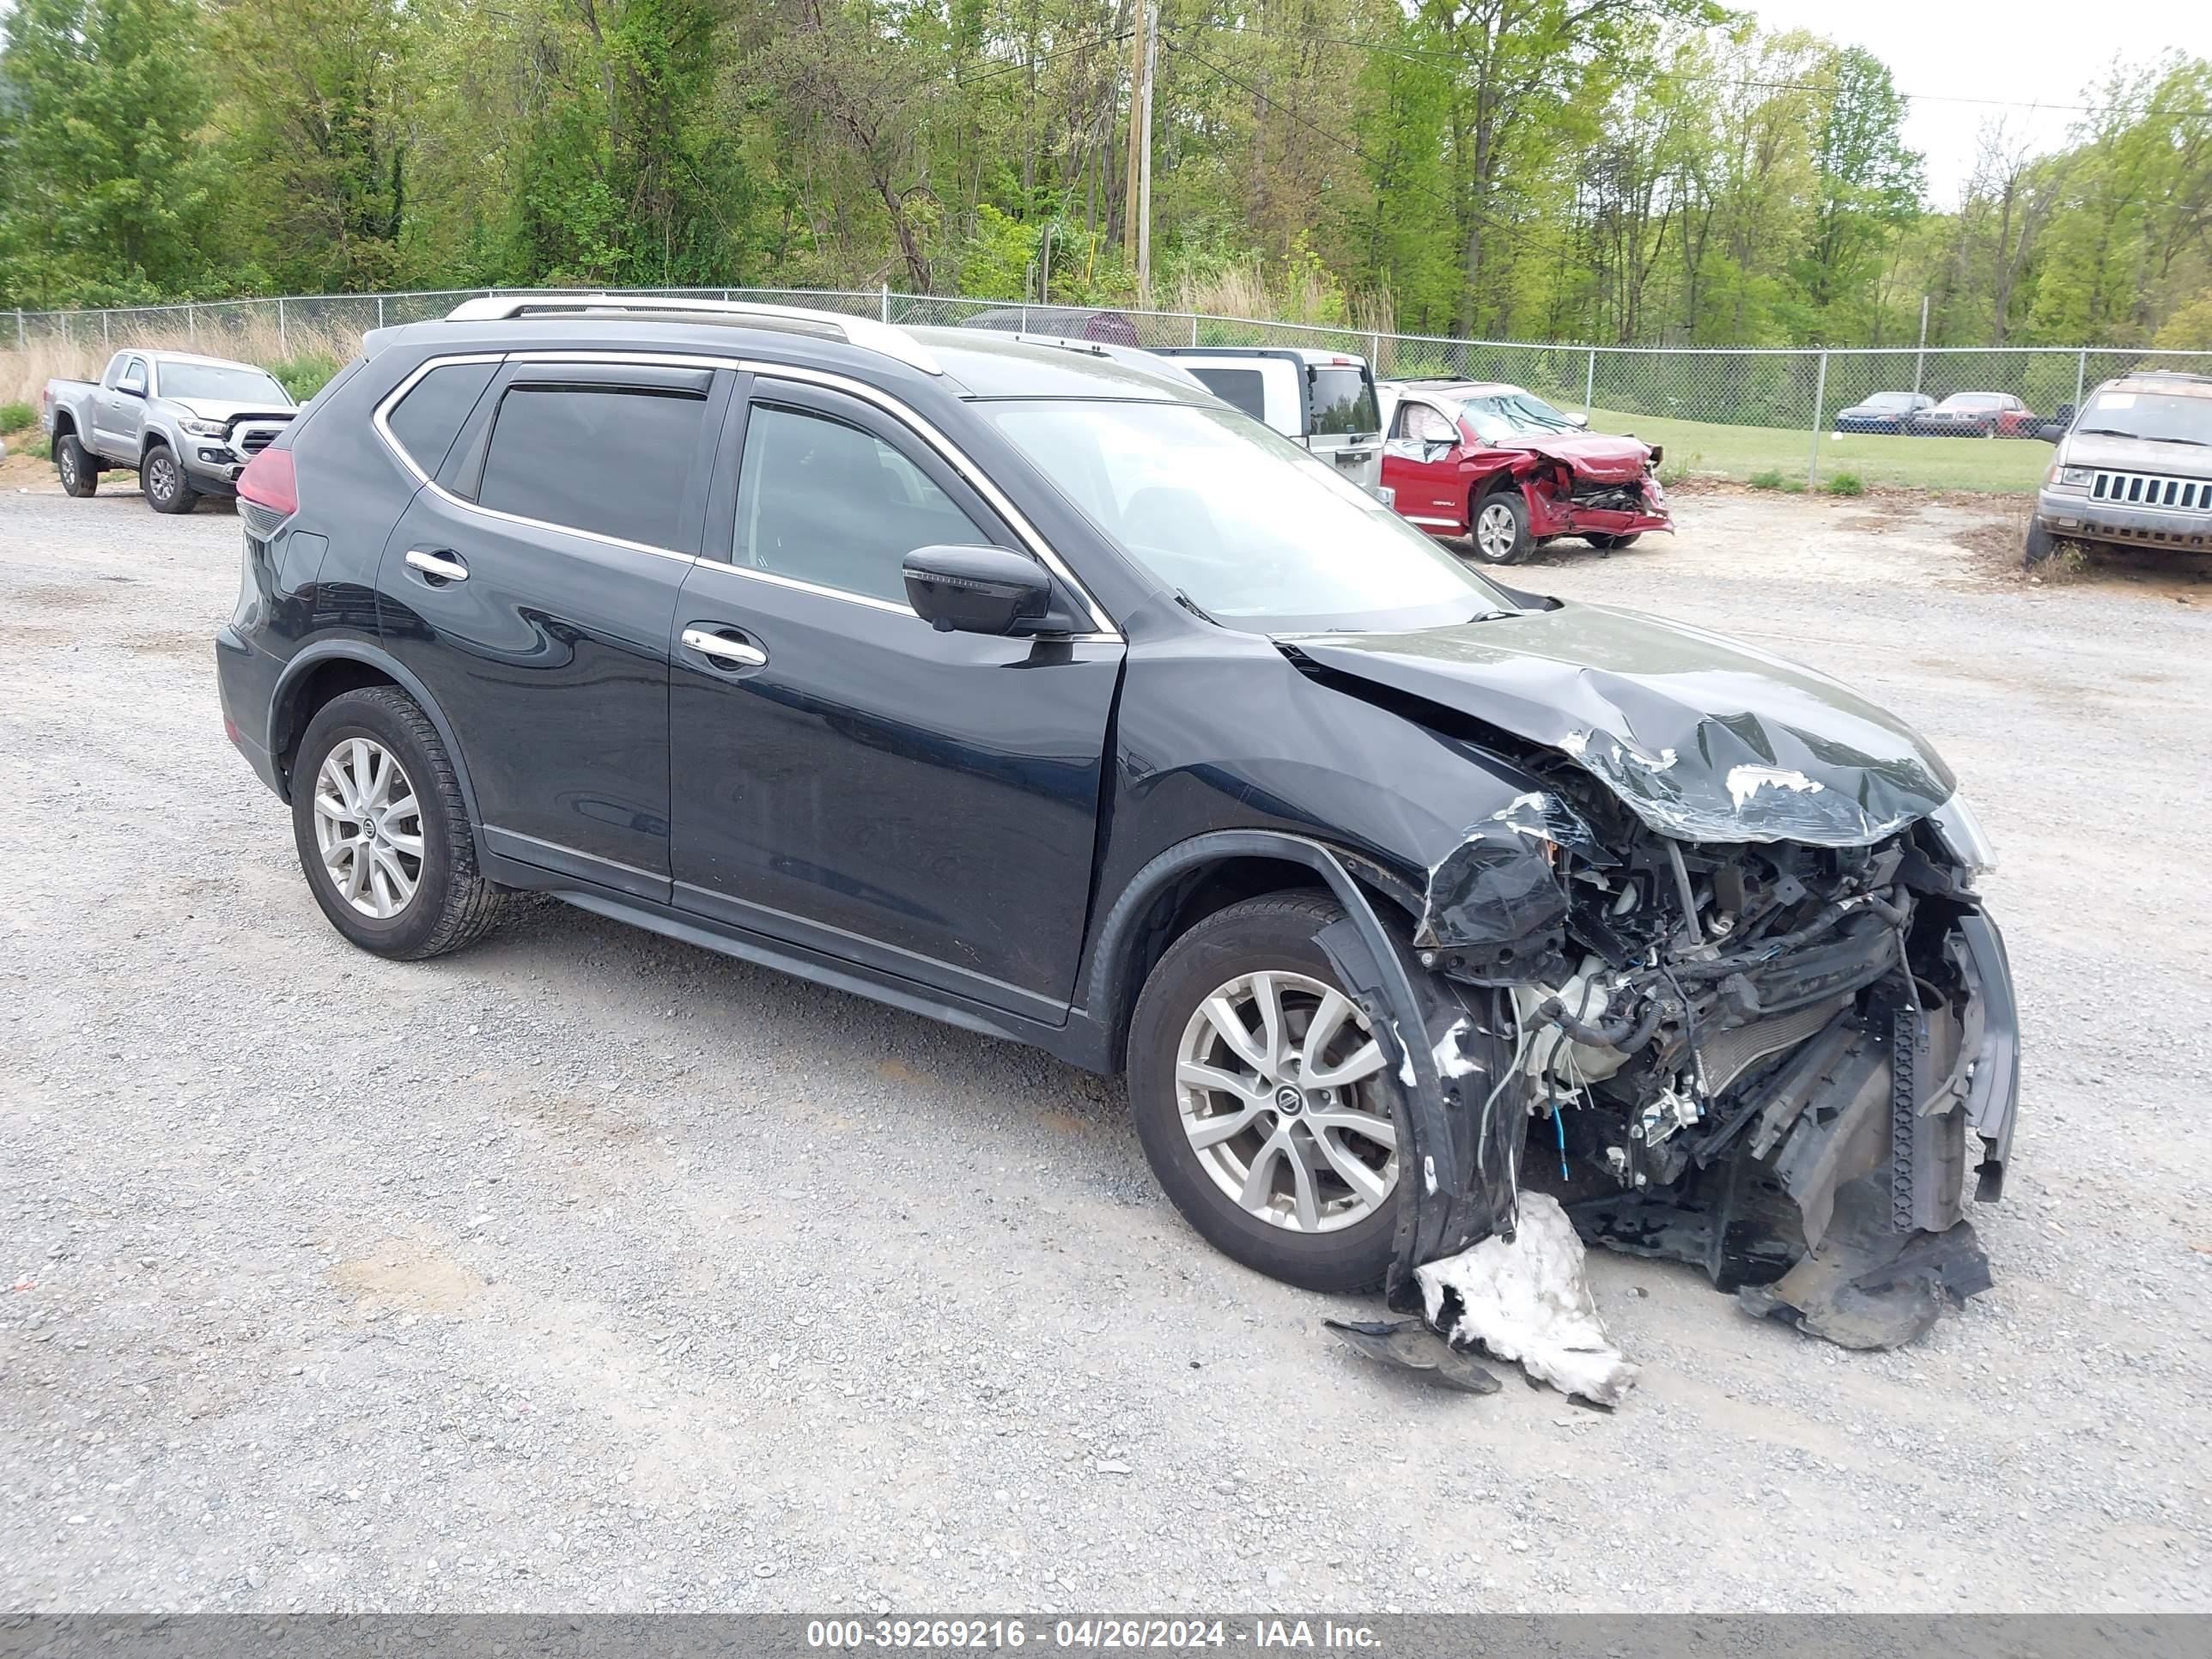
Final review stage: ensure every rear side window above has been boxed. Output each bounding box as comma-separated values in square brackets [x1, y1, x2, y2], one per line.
[1188, 367, 1267, 422]
[1309, 367, 1378, 436]
[477, 385, 711, 550]
[386, 361, 499, 477]
[732, 404, 989, 605]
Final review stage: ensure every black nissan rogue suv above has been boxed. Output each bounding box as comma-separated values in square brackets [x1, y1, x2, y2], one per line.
[216, 295, 2018, 1338]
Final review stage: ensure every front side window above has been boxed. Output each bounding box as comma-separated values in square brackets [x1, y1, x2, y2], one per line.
[981, 398, 1515, 633]
[1308, 367, 1379, 436]
[477, 385, 711, 549]
[118, 359, 148, 394]
[1395, 402, 1456, 444]
[732, 404, 990, 605]
[157, 362, 291, 404]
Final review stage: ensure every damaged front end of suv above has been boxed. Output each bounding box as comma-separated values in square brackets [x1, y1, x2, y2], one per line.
[1285, 607, 2020, 1352]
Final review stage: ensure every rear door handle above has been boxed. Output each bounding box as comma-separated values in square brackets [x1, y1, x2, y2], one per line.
[682, 627, 768, 668]
[404, 549, 469, 583]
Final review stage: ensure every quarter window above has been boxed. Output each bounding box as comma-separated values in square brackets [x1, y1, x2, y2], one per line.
[1186, 367, 1268, 422]
[477, 385, 711, 550]
[732, 404, 989, 605]
[386, 361, 500, 477]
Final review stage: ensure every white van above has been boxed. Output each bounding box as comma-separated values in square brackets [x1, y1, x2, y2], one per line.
[1152, 347, 1386, 501]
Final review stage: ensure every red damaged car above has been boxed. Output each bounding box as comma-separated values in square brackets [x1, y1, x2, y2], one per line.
[1378, 380, 1671, 564]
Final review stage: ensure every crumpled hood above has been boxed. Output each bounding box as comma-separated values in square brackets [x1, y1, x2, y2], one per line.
[1285, 601, 1955, 845]
[1506, 433, 1652, 483]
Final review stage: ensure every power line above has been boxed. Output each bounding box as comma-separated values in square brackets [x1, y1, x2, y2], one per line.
[957, 29, 1132, 88]
[1194, 20, 2212, 119]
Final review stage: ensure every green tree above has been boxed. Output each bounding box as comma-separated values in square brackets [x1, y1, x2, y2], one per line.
[0, 0, 222, 305]
[1796, 46, 1923, 329]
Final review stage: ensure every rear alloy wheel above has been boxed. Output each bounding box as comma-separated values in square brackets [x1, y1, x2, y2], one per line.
[291, 686, 502, 959]
[143, 445, 198, 514]
[1469, 491, 1531, 564]
[56, 434, 97, 497]
[1128, 893, 1404, 1292]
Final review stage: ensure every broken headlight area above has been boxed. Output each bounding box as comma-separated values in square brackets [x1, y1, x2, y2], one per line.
[1404, 798, 2012, 1358]
[1568, 478, 1655, 515]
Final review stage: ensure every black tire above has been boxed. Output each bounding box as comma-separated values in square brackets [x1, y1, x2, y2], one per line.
[290, 687, 501, 960]
[1586, 532, 1641, 550]
[56, 434, 97, 497]
[1127, 892, 1406, 1294]
[2023, 520, 2058, 568]
[143, 443, 198, 514]
[1467, 488, 1532, 565]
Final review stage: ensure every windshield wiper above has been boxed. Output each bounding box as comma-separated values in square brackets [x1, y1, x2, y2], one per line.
[1171, 587, 1220, 624]
[2075, 426, 2209, 446]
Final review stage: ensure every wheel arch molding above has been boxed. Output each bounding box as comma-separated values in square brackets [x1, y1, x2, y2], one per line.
[267, 641, 483, 833]
[1082, 828, 1516, 1306]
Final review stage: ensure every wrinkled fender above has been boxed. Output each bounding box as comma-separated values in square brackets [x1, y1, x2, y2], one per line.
[1953, 908, 2020, 1200]
[266, 640, 483, 831]
[1083, 828, 1518, 1306]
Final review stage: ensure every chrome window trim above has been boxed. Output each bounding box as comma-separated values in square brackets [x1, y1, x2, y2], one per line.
[693, 561, 917, 617]
[370, 349, 1121, 638]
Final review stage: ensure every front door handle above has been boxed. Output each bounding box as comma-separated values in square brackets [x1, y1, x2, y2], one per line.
[682, 627, 768, 668]
[404, 549, 469, 583]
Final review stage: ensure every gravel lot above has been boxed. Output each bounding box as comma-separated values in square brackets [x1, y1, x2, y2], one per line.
[3, 465, 2209, 1614]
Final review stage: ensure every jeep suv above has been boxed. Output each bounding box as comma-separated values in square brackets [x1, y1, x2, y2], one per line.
[2029, 371, 2212, 563]
[215, 295, 2016, 1338]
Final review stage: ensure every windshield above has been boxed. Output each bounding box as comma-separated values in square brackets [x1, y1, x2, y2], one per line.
[979, 399, 1516, 632]
[1862, 392, 1917, 410]
[2075, 389, 2212, 446]
[1458, 390, 1582, 442]
[1309, 367, 1379, 436]
[157, 362, 292, 404]
[1938, 394, 1999, 410]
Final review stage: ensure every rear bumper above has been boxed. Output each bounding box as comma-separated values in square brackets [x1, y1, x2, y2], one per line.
[215, 627, 285, 798]
[2037, 489, 2212, 551]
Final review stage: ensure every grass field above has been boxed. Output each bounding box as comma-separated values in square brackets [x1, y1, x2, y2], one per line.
[1586, 405, 2052, 494]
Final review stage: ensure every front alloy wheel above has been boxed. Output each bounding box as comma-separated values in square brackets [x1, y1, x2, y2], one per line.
[1176, 970, 1397, 1234]
[1127, 892, 1408, 1293]
[312, 737, 424, 919]
[1470, 493, 1531, 564]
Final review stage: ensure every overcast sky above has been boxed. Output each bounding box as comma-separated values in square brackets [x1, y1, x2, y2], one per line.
[1745, 0, 2212, 205]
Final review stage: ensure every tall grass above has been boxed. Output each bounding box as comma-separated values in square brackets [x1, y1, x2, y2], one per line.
[1171, 261, 1395, 337]
[0, 317, 360, 409]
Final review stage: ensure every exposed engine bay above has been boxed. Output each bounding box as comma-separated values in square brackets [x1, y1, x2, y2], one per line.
[1399, 765, 2010, 1355]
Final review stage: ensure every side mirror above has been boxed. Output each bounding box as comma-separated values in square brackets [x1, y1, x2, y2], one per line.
[902, 544, 1054, 636]
[119, 382, 146, 398]
[1564, 411, 1589, 428]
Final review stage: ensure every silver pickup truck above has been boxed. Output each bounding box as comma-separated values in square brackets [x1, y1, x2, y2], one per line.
[40, 349, 297, 514]
[2030, 370, 2212, 562]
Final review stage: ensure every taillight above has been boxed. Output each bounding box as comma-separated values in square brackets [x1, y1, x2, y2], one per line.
[238, 447, 297, 517]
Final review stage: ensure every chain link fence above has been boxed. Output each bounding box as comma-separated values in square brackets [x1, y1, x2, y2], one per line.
[12, 286, 2210, 490]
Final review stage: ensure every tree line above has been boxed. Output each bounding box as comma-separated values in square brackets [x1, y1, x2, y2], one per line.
[1, 0, 2207, 349]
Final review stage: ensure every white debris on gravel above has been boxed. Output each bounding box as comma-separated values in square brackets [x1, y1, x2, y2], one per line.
[1414, 1193, 1638, 1407]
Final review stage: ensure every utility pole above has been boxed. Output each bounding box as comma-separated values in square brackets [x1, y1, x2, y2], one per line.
[1121, 0, 1153, 291]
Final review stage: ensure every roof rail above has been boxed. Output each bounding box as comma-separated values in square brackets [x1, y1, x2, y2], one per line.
[442, 293, 942, 375]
